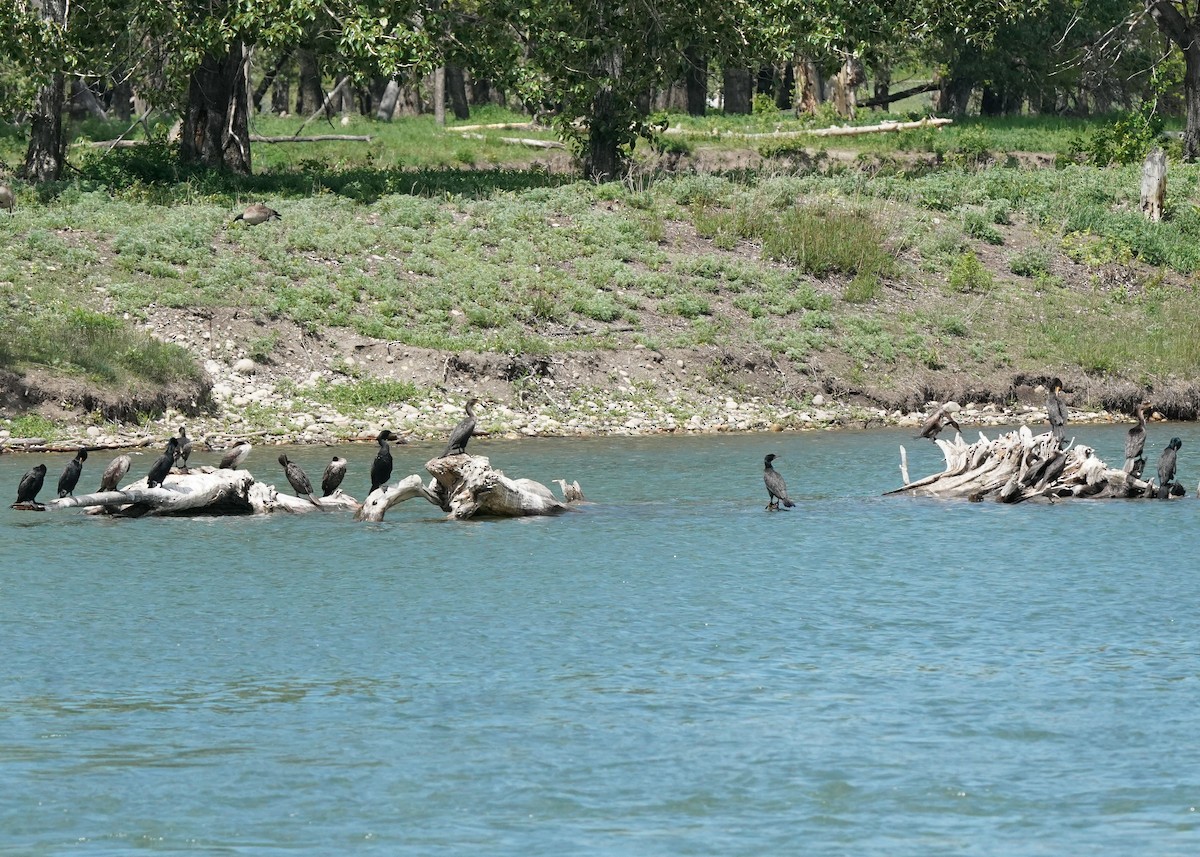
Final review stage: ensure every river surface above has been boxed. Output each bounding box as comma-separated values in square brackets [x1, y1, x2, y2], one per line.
[3, 425, 1200, 856]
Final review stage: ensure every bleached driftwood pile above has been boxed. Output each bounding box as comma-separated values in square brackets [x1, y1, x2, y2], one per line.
[38, 456, 581, 520]
[886, 426, 1158, 502]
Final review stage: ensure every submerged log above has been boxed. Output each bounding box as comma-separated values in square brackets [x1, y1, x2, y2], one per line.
[426, 454, 572, 519]
[886, 426, 1158, 502]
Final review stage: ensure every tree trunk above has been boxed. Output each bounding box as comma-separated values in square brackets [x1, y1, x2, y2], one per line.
[433, 66, 446, 125]
[271, 72, 291, 115]
[684, 46, 707, 116]
[446, 66, 470, 120]
[24, 72, 66, 182]
[872, 61, 891, 110]
[722, 67, 752, 114]
[585, 44, 626, 182]
[23, 0, 67, 183]
[792, 59, 821, 115]
[180, 42, 253, 174]
[376, 79, 401, 121]
[296, 48, 325, 116]
[1183, 44, 1200, 161]
[774, 62, 795, 109]
[252, 51, 291, 113]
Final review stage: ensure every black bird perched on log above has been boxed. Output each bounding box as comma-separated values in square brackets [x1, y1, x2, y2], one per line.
[322, 456, 347, 497]
[440, 397, 481, 457]
[231, 202, 280, 226]
[98, 454, 131, 492]
[219, 441, 252, 470]
[147, 437, 180, 489]
[919, 404, 961, 440]
[279, 454, 320, 506]
[763, 454, 795, 510]
[56, 448, 88, 498]
[370, 430, 399, 493]
[174, 426, 193, 472]
[1046, 377, 1068, 446]
[1157, 437, 1182, 499]
[13, 464, 47, 508]
[1123, 401, 1151, 477]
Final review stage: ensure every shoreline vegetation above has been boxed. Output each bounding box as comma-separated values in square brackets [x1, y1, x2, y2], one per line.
[4, 111, 1200, 454]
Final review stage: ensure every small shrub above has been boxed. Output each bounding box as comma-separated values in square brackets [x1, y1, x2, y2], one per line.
[843, 272, 881, 303]
[962, 208, 1004, 245]
[670, 294, 711, 318]
[948, 250, 994, 293]
[1009, 247, 1053, 278]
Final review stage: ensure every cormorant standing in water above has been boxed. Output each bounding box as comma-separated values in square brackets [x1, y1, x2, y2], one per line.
[231, 202, 280, 225]
[1157, 437, 1182, 499]
[99, 454, 131, 492]
[440, 397, 480, 457]
[175, 426, 193, 471]
[370, 430, 399, 493]
[763, 454, 795, 510]
[279, 454, 320, 505]
[322, 456, 347, 496]
[57, 448, 88, 497]
[1123, 401, 1151, 476]
[13, 464, 47, 508]
[919, 404, 961, 440]
[147, 437, 180, 489]
[1046, 378, 1068, 445]
[219, 442, 252, 470]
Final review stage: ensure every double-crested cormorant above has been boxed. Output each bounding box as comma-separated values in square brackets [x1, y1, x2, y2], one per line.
[99, 454, 131, 492]
[763, 454, 795, 510]
[147, 437, 180, 489]
[322, 456, 347, 496]
[1046, 377, 1068, 445]
[919, 404, 961, 440]
[174, 426, 193, 471]
[232, 202, 280, 225]
[440, 397, 480, 457]
[370, 429, 399, 493]
[219, 441, 252, 470]
[57, 448, 88, 498]
[279, 454, 320, 505]
[1157, 437, 1182, 499]
[0, 181, 13, 215]
[13, 463, 47, 507]
[1123, 400, 1151, 476]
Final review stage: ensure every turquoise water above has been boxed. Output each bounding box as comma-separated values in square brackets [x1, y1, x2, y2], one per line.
[3, 426, 1200, 855]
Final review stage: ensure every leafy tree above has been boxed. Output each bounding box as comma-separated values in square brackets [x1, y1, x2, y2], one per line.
[1145, 0, 1200, 159]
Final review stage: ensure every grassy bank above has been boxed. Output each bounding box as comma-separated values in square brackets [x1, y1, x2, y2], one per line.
[3, 110, 1200, 438]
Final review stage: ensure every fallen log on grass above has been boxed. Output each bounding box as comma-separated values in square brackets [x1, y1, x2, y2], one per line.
[886, 425, 1159, 502]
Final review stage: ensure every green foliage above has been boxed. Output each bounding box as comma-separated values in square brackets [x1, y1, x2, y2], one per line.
[0, 307, 202, 385]
[1068, 108, 1164, 166]
[308, 377, 419, 409]
[947, 250, 994, 293]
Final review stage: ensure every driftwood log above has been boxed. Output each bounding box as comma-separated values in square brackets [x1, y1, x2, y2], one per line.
[27, 458, 581, 520]
[886, 426, 1161, 502]
[425, 454, 572, 520]
[39, 468, 359, 516]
